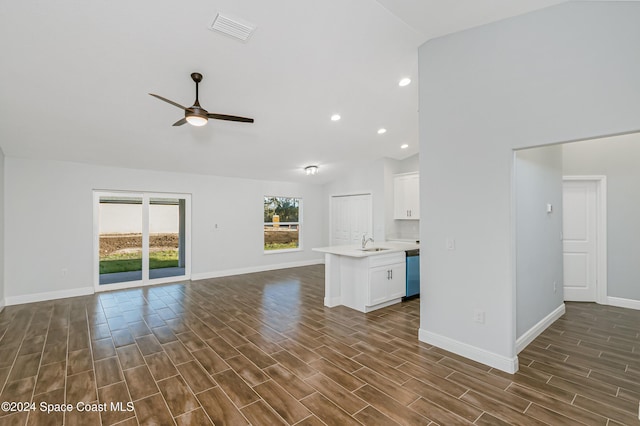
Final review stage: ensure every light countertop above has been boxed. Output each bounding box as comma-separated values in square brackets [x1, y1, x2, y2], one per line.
[312, 241, 419, 258]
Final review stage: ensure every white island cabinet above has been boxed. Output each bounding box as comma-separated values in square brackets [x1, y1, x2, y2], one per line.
[313, 242, 417, 313]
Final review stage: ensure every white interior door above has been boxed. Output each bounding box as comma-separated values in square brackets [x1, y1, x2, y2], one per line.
[562, 180, 597, 301]
[330, 194, 372, 246]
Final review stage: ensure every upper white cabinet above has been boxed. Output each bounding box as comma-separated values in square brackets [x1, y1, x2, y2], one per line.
[393, 172, 420, 220]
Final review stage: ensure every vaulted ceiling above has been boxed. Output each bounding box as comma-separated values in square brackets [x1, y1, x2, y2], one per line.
[0, 0, 566, 183]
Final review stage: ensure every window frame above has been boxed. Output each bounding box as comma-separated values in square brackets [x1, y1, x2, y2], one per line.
[263, 195, 303, 254]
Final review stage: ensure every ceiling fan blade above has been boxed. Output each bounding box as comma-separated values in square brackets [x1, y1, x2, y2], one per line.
[149, 93, 189, 110]
[208, 113, 254, 123]
[172, 118, 187, 126]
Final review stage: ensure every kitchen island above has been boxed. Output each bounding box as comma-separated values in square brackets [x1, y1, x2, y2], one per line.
[313, 241, 419, 313]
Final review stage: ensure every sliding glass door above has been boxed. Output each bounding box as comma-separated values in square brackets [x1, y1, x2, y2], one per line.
[94, 191, 190, 290]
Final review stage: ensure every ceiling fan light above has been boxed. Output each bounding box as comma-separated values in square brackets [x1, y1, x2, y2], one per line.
[186, 115, 208, 126]
[305, 165, 319, 176]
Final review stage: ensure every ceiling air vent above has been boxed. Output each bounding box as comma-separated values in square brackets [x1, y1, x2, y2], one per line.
[209, 13, 256, 42]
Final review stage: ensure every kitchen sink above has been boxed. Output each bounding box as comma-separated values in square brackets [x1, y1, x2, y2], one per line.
[360, 247, 390, 252]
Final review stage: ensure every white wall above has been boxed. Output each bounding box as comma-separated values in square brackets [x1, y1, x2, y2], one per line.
[324, 158, 387, 242]
[563, 132, 640, 302]
[324, 154, 420, 243]
[515, 146, 564, 341]
[418, 1, 640, 372]
[0, 147, 4, 311]
[4, 157, 325, 303]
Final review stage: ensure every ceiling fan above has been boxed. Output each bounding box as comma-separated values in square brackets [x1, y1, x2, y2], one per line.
[149, 72, 254, 127]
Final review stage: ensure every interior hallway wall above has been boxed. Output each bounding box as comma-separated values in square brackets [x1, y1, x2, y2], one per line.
[515, 145, 564, 342]
[563, 132, 640, 303]
[418, 1, 640, 371]
[0, 147, 4, 311]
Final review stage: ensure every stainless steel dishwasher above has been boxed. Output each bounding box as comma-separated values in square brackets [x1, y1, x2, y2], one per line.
[404, 249, 420, 300]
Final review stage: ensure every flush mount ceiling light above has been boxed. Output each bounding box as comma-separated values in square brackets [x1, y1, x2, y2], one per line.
[401, 143, 409, 149]
[377, 128, 387, 135]
[399, 78, 412, 87]
[330, 114, 341, 121]
[305, 165, 319, 176]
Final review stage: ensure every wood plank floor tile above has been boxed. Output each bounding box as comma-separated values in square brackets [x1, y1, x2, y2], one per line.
[157, 375, 200, 417]
[0, 377, 36, 405]
[307, 358, 365, 391]
[304, 373, 368, 415]
[408, 396, 474, 425]
[162, 341, 193, 365]
[176, 361, 216, 394]
[133, 393, 175, 426]
[174, 407, 213, 426]
[196, 387, 249, 426]
[91, 337, 116, 360]
[97, 381, 135, 425]
[94, 356, 123, 388]
[506, 382, 607, 425]
[226, 355, 270, 386]
[263, 364, 316, 400]
[144, 352, 178, 381]
[122, 365, 158, 401]
[191, 347, 229, 375]
[27, 388, 64, 426]
[135, 334, 163, 356]
[253, 380, 311, 424]
[1, 267, 638, 426]
[8, 353, 41, 381]
[354, 384, 431, 426]
[353, 405, 402, 425]
[111, 328, 135, 347]
[299, 392, 362, 426]
[353, 367, 420, 406]
[402, 378, 482, 422]
[213, 369, 259, 407]
[66, 371, 97, 404]
[241, 400, 288, 426]
[116, 344, 145, 370]
[33, 361, 65, 395]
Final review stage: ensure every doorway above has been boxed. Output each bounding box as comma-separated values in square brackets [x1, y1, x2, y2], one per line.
[330, 194, 372, 246]
[562, 176, 607, 303]
[94, 191, 191, 291]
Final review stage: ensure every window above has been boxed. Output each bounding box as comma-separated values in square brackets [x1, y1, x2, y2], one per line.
[264, 196, 301, 251]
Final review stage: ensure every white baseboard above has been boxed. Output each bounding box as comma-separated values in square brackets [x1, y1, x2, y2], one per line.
[516, 303, 565, 354]
[191, 259, 324, 281]
[419, 328, 519, 374]
[607, 296, 640, 311]
[5, 287, 95, 306]
[324, 296, 342, 308]
[0, 298, 5, 312]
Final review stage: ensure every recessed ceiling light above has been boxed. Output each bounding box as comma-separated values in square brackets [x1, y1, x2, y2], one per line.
[401, 144, 409, 149]
[377, 128, 387, 135]
[399, 78, 411, 87]
[331, 114, 341, 121]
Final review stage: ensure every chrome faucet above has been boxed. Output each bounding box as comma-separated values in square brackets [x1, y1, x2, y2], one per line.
[361, 234, 374, 249]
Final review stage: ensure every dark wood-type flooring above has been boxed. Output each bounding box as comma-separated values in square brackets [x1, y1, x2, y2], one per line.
[0, 265, 639, 425]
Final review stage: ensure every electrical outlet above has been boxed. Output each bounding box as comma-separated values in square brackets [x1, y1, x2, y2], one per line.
[553, 281, 557, 293]
[61, 268, 68, 277]
[446, 238, 456, 250]
[473, 309, 485, 324]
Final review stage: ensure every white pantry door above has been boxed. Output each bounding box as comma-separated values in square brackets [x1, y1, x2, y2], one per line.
[562, 180, 598, 301]
[330, 194, 372, 246]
